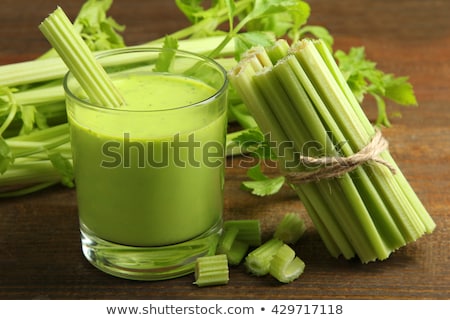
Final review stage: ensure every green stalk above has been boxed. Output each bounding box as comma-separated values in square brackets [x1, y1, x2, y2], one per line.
[6, 123, 70, 158]
[0, 160, 67, 197]
[294, 186, 342, 258]
[39, 6, 125, 108]
[0, 123, 71, 195]
[13, 85, 64, 106]
[0, 35, 235, 88]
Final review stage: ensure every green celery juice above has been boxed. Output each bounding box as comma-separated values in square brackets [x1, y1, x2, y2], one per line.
[69, 72, 227, 247]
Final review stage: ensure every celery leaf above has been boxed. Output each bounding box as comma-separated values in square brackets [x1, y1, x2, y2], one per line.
[335, 46, 417, 127]
[232, 128, 276, 160]
[175, 0, 206, 23]
[245, 0, 311, 42]
[297, 25, 334, 49]
[74, 0, 125, 51]
[242, 164, 285, 197]
[39, 0, 125, 59]
[234, 32, 275, 60]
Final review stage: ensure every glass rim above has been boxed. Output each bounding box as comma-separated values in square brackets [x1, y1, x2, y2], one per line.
[63, 46, 228, 114]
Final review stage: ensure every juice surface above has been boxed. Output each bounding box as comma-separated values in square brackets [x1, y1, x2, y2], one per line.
[69, 73, 226, 246]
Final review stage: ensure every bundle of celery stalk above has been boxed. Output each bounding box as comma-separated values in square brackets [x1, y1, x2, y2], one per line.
[228, 39, 435, 263]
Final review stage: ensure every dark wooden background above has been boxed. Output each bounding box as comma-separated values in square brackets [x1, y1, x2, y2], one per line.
[0, 0, 449, 299]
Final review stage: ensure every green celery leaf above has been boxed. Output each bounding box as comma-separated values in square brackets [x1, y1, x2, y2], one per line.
[175, 0, 207, 23]
[248, 0, 308, 20]
[242, 164, 285, 196]
[297, 25, 334, 49]
[39, 0, 125, 59]
[74, 0, 125, 51]
[335, 46, 375, 102]
[244, 0, 310, 41]
[232, 128, 276, 160]
[335, 46, 417, 127]
[234, 32, 275, 60]
[380, 75, 418, 106]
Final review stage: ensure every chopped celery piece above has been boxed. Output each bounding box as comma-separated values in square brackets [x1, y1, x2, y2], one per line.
[223, 219, 261, 246]
[269, 244, 305, 283]
[227, 240, 250, 266]
[245, 238, 283, 276]
[217, 227, 249, 265]
[193, 254, 229, 287]
[274, 212, 306, 244]
[217, 227, 240, 253]
[264, 39, 290, 64]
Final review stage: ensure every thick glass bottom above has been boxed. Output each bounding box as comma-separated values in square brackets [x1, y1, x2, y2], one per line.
[80, 220, 222, 280]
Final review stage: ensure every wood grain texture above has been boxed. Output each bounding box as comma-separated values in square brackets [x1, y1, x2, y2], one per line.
[0, 0, 449, 299]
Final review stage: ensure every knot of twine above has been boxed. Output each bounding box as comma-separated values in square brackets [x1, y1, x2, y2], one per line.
[285, 130, 396, 184]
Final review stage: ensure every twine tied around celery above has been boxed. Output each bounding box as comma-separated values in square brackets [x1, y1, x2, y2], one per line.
[285, 130, 397, 184]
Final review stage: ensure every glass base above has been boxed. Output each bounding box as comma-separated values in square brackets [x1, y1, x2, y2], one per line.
[80, 220, 222, 281]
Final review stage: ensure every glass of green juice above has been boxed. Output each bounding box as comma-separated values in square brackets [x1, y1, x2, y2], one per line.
[64, 48, 228, 280]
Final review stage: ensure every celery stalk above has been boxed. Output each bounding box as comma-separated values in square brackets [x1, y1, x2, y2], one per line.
[39, 6, 125, 108]
[0, 36, 235, 88]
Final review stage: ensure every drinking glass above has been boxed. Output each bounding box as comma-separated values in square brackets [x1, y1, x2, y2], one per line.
[64, 47, 228, 280]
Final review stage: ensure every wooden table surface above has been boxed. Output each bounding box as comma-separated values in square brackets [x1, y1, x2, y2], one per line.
[0, 0, 449, 300]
